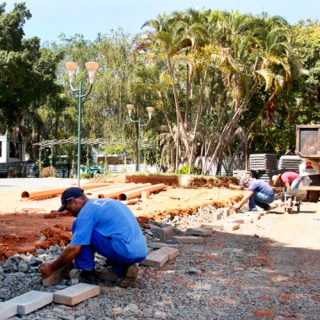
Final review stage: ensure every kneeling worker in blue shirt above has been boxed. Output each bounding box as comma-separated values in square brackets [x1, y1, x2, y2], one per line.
[39, 187, 148, 287]
[233, 176, 274, 212]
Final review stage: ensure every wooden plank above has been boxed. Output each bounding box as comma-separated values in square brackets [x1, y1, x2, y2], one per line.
[299, 186, 320, 191]
[309, 190, 319, 202]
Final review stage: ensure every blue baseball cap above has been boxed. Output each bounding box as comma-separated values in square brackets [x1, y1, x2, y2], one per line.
[58, 187, 84, 212]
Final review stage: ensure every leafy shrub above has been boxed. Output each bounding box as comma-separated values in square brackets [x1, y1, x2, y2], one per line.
[80, 171, 90, 179]
[178, 164, 201, 175]
[41, 166, 59, 178]
[7, 164, 23, 177]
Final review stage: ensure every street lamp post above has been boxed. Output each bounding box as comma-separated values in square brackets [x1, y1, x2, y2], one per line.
[65, 61, 99, 187]
[126, 104, 154, 172]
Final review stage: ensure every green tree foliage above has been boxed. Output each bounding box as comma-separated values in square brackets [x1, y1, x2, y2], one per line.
[3, 3, 320, 173]
[43, 30, 145, 167]
[0, 3, 64, 160]
[134, 10, 308, 173]
[242, 19, 320, 158]
[292, 20, 320, 122]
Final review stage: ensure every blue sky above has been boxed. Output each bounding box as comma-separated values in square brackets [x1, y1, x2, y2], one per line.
[4, 0, 320, 43]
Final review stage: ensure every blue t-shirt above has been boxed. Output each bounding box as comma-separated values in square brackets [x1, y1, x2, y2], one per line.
[71, 199, 147, 258]
[247, 179, 274, 197]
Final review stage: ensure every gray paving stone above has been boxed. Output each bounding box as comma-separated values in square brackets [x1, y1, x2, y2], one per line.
[147, 242, 180, 249]
[157, 246, 180, 260]
[0, 302, 17, 320]
[186, 227, 213, 236]
[9, 290, 53, 315]
[160, 226, 173, 242]
[172, 236, 205, 244]
[212, 212, 222, 221]
[223, 222, 240, 231]
[53, 283, 100, 306]
[141, 249, 169, 267]
[201, 223, 224, 230]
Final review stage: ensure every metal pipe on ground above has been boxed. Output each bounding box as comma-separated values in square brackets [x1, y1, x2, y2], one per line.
[117, 183, 166, 201]
[83, 183, 131, 196]
[21, 183, 110, 199]
[83, 184, 123, 193]
[98, 183, 151, 199]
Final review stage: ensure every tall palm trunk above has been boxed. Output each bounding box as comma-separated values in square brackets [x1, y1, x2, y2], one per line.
[205, 82, 257, 173]
[168, 59, 190, 160]
[202, 95, 230, 174]
[188, 65, 209, 174]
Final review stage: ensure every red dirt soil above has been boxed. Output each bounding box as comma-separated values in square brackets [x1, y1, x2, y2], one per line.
[0, 176, 243, 260]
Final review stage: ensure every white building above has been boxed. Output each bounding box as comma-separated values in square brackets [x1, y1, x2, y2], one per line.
[0, 135, 26, 163]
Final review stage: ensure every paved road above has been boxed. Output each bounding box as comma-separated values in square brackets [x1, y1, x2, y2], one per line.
[0, 177, 82, 190]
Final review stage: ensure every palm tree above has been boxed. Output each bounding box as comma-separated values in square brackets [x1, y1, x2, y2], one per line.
[134, 10, 305, 174]
[204, 12, 303, 173]
[135, 13, 198, 171]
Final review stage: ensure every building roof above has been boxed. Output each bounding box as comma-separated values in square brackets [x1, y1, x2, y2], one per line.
[33, 138, 155, 148]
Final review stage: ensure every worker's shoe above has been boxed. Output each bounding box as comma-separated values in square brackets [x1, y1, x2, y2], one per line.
[117, 264, 139, 288]
[79, 270, 98, 285]
[124, 264, 139, 278]
[99, 266, 119, 282]
[118, 277, 137, 288]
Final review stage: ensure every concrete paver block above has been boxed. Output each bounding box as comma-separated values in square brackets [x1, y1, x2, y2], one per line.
[0, 302, 17, 320]
[147, 242, 180, 249]
[227, 218, 245, 224]
[9, 291, 53, 315]
[53, 283, 100, 306]
[201, 223, 224, 230]
[223, 222, 240, 231]
[141, 249, 169, 267]
[157, 246, 180, 260]
[224, 208, 230, 217]
[42, 263, 73, 286]
[160, 226, 173, 242]
[186, 228, 213, 236]
[172, 236, 205, 244]
[212, 212, 222, 221]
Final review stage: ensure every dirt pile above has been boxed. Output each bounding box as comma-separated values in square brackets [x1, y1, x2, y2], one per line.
[0, 213, 74, 260]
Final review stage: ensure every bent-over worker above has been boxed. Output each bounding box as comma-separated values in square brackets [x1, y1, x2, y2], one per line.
[272, 171, 303, 191]
[39, 187, 148, 287]
[233, 176, 274, 212]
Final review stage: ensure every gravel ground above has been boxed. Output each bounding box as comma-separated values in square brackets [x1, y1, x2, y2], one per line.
[2, 202, 320, 320]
